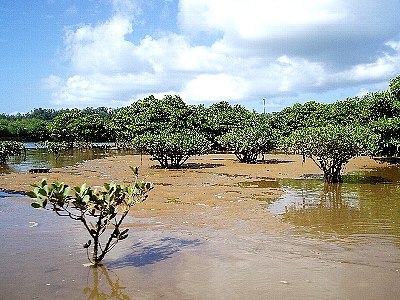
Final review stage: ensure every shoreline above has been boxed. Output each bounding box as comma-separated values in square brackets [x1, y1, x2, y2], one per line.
[0, 153, 393, 233]
[2, 153, 400, 299]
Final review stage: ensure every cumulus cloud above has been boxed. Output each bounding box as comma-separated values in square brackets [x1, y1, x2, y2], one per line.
[179, 0, 347, 37]
[42, 75, 61, 90]
[341, 42, 400, 81]
[181, 73, 249, 102]
[64, 16, 140, 74]
[179, 0, 400, 66]
[47, 0, 400, 111]
[111, 0, 139, 18]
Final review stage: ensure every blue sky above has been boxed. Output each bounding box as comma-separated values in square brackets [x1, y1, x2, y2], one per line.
[1, 0, 400, 115]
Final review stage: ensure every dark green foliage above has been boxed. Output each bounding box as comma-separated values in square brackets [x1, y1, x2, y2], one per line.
[219, 115, 277, 163]
[111, 95, 214, 167]
[201, 101, 255, 149]
[47, 109, 82, 145]
[326, 97, 364, 126]
[0, 119, 9, 137]
[282, 125, 379, 183]
[389, 75, 400, 100]
[48, 109, 112, 145]
[132, 129, 211, 168]
[0, 141, 25, 164]
[370, 117, 400, 156]
[271, 101, 330, 136]
[28, 108, 62, 121]
[109, 97, 255, 151]
[270, 75, 400, 159]
[0, 118, 50, 141]
[27, 167, 153, 266]
[359, 91, 400, 123]
[1, 74, 400, 163]
[109, 95, 196, 144]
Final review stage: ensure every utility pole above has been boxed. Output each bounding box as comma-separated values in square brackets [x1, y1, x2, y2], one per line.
[263, 98, 266, 114]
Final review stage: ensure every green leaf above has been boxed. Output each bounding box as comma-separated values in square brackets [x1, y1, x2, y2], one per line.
[82, 195, 90, 203]
[38, 188, 48, 197]
[80, 183, 87, 192]
[25, 191, 37, 198]
[63, 186, 71, 197]
[40, 179, 47, 187]
[31, 202, 42, 209]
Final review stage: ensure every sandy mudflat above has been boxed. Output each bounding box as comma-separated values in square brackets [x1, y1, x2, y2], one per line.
[2, 153, 400, 300]
[0, 153, 388, 232]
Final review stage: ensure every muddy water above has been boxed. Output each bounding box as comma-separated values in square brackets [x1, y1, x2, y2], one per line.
[270, 178, 400, 239]
[1, 158, 400, 299]
[1, 190, 400, 299]
[0, 146, 134, 174]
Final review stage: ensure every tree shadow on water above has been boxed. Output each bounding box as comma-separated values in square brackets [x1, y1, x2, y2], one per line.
[106, 237, 202, 269]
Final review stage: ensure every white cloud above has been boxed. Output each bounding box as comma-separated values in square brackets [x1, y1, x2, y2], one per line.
[336, 42, 400, 82]
[64, 16, 140, 74]
[42, 75, 61, 90]
[181, 73, 248, 102]
[51, 72, 162, 108]
[111, 0, 139, 18]
[179, 0, 400, 66]
[179, 0, 347, 39]
[47, 0, 400, 111]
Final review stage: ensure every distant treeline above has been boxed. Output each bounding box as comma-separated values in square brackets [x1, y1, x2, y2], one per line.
[0, 107, 118, 141]
[1, 75, 399, 158]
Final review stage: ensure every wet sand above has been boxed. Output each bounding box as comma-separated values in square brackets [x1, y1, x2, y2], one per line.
[1, 154, 400, 299]
[0, 153, 388, 231]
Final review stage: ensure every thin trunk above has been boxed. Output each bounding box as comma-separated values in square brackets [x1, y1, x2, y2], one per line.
[92, 238, 100, 265]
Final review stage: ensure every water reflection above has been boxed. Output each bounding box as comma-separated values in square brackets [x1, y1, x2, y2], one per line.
[2, 147, 136, 174]
[0, 163, 15, 175]
[270, 178, 400, 239]
[84, 266, 131, 300]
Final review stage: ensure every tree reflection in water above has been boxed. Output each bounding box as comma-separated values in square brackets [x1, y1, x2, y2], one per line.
[282, 182, 361, 235]
[84, 266, 131, 300]
[276, 178, 400, 238]
[0, 163, 15, 174]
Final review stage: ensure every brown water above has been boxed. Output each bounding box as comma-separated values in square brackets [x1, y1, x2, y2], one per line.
[0, 146, 135, 174]
[1, 168, 400, 299]
[270, 177, 400, 240]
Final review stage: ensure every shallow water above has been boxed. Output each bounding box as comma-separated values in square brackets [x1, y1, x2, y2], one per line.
[1, 190, 400, 299]
[269, 176, 400, 242]
[1, 145, 135, 174]
[1, 162, 400, 299]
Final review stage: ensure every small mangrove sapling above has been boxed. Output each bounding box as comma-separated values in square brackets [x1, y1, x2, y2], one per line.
[27, 166, 153, 266]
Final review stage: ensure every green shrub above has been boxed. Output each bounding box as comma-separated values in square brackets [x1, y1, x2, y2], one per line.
[219, 123, 277, 163]
[281, 125, 379, 183]
[132, 130, 211, 168]
[27, 166, 153, 266]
